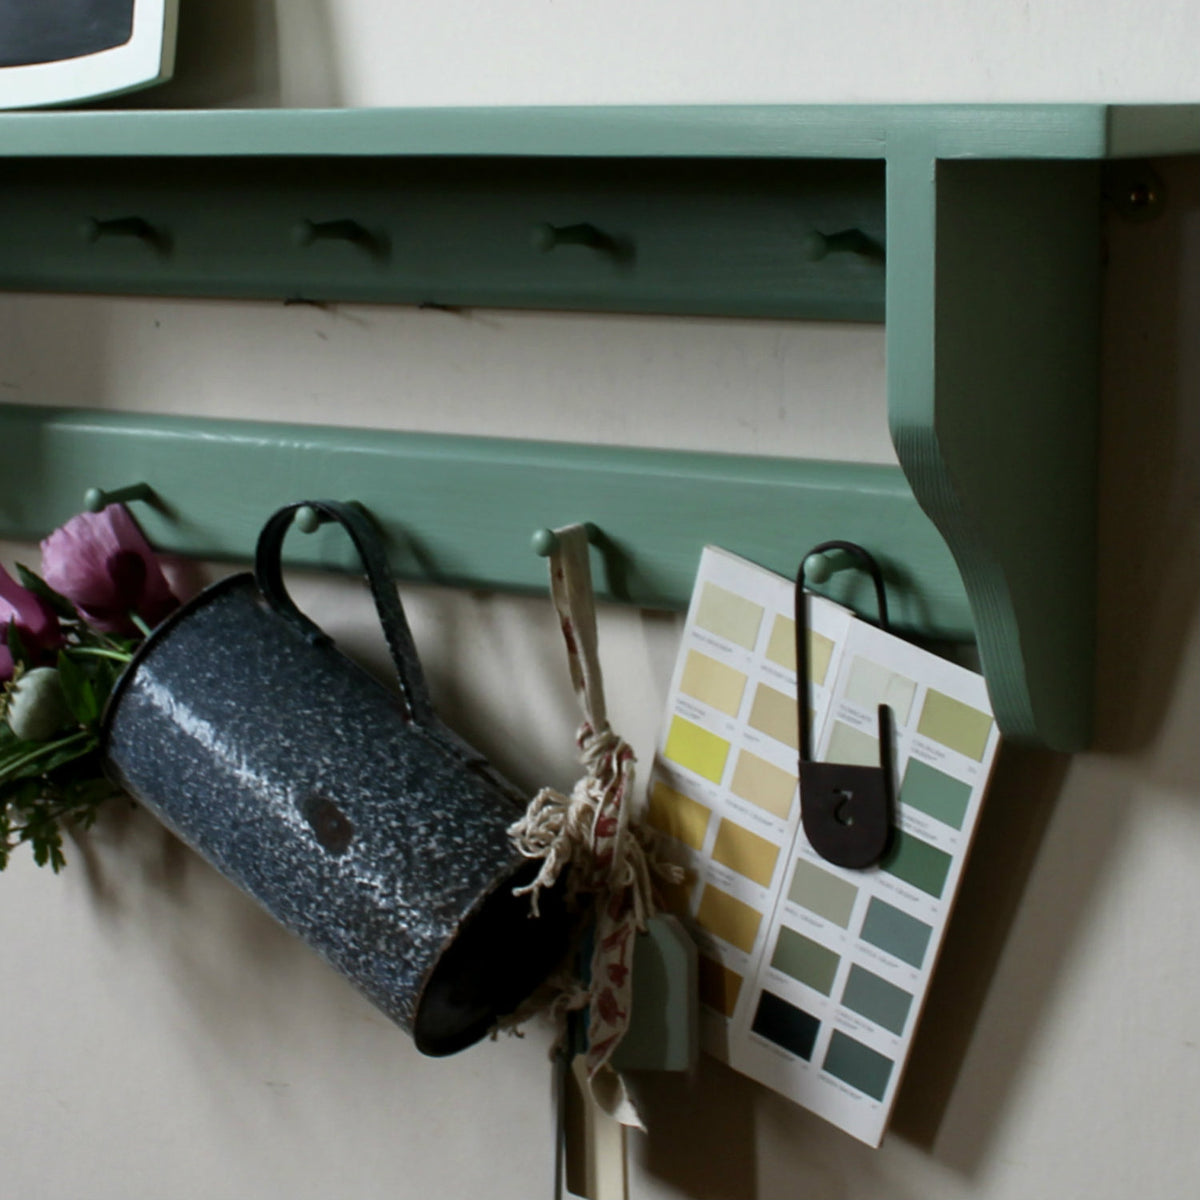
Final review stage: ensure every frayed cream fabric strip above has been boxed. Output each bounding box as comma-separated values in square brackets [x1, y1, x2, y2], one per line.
[508, 524, 679, 1131]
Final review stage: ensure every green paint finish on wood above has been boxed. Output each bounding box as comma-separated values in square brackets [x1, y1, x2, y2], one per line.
[0, 156, 886, 320]
[0, 404, 970, 637]
[886, 137, 1100, 751]
[2, 104, 1189, 750]
[0, 105, 1193, 161]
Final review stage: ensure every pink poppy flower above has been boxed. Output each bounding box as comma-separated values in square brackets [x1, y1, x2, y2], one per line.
[0, 565, 63, 681]
[40, 504, 179, 636]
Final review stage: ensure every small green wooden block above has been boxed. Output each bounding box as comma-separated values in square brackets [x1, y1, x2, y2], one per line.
[611, 915, 698, 1073]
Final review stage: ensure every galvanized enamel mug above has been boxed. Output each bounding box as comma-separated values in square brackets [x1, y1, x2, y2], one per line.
[101, 500, 571, 1055]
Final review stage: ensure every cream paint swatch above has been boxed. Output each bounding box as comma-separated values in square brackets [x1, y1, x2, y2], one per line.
[729, 750, 796, 818]
[680, 649, 748, 716]
[825, 721, 880, 767]
[844, 656, 917, 725]
[766, 615, 835, 686]
[695, 582, 763, 650]
[748, 682, 799, 749]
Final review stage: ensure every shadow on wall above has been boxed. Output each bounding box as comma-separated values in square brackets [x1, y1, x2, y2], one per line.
[890, 157, 1199, 1175]
[96, 0, 344, 109]
[1092, 156, 1200, 766]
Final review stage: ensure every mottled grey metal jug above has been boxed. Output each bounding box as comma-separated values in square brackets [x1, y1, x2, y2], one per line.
[101, 500, 570, 1055]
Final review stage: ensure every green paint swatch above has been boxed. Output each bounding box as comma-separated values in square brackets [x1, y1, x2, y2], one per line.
[881, 829, 952, 898]
[841, 964, 913, 1035]
[859, 898, 931, 968]
[788, 857, 858, 928]
[770, 926, 840, 995]
[823, 1030, 893, 1101]
[917, 689, 994, 760]
[900, 758, 972, 830]
[826, 720, 880, 767]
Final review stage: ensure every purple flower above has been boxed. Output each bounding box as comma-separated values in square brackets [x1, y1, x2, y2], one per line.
[40, 504, 179, 636]
[0, 566, 63, 682]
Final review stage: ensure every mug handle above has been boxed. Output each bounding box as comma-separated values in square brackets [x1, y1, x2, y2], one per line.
[254, 500, 434, 725]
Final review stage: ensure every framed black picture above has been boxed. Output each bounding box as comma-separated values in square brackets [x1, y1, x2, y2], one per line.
[0, 0, 177, 108]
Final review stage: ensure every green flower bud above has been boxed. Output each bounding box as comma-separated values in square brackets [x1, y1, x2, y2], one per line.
[7, 666, 73, 742]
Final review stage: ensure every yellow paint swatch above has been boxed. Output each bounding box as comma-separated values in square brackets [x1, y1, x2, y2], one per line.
[918, 690, 994, 761]
[730, 750, 797, 819]
[748, 682, 799, 749]
[695, 583, 763, 650]
[698, 956, 743, 1017]
[765, 615, 797, 671]
[664, 716, 730, 783]
[657, 872, 696, 918]
[711, 819, 780, 888]
[680, 650, 747, 716]
[646, 781, 711, 851]
[766, 617, 834, 686]
[696, 885, 762, 954]
[808, 631, 835, 685]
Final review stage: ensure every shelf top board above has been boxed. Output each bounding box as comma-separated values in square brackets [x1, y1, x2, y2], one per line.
[0, 104, 1195, 161]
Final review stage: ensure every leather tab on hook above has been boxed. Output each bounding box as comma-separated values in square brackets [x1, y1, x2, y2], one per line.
[796, 541, 895, 869]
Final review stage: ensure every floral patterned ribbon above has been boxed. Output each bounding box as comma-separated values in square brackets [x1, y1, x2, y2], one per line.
[508, 524, 663, 1130]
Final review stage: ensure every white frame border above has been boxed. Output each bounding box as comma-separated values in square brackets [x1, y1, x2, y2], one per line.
[0, 0, 178, 110]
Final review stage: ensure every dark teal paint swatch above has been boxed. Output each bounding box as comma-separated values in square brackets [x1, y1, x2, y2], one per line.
[859, 898, 932, 968]
[881, 828, 952, 898]
[751, 990, 820, 1060]
[900, 758, 972, 830]
[823, 1030, 893, 1101]
[841, 964, 913, 1035]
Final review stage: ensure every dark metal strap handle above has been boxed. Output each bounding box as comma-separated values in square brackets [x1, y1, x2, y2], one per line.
[795, 539, 890, 762]
[255, 500, 433, 725]
[795, 540, 894, 869]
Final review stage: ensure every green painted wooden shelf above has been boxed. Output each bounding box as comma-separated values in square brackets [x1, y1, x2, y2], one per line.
[1, 104, 1197, 750]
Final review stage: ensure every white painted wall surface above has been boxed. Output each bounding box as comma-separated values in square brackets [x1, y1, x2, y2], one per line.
[1, 3, 1197, 1198]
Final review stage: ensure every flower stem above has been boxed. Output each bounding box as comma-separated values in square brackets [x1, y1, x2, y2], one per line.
[70, 647, 134, 663]
[130, 614, 153, 639]
[0, 730, 92, 782]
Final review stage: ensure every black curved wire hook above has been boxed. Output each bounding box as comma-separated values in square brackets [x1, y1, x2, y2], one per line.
[795, 541, 895, 869]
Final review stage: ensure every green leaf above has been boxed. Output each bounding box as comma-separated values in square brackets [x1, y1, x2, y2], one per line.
[0, 731, 40, 774]
[5, 619, 31, 671]
[14, 564, 78, 620]
[57, 651, 101, 725]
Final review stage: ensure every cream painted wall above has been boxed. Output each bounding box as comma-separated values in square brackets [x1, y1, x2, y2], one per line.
[2, 3, 1197, 1198]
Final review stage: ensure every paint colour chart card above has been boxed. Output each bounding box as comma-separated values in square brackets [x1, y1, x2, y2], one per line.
[645, 547, 1000, 1146]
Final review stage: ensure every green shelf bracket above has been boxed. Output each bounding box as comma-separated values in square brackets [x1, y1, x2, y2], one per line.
[2, 104, 1196, 751]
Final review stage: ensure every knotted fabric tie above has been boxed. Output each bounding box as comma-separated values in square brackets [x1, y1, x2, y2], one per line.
[507, 525, 671, 1130]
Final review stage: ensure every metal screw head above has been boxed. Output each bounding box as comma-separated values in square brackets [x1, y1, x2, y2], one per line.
[1128, 183, 1158, 209]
